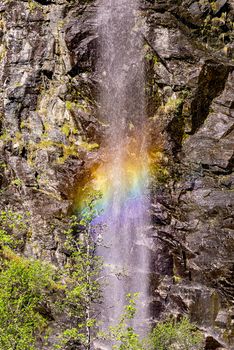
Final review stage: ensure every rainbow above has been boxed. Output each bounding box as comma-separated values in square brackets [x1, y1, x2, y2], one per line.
[72, 130, 163, 221]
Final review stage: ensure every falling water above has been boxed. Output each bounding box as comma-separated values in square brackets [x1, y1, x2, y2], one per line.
[93, 0, 151, 347]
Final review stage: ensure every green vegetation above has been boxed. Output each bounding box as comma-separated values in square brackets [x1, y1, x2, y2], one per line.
[26, 138, 79, 165]
[0, 210, 56, 350]
[23, 119, 98, 165]
[160, 96, 183, 115]
[0, 197, 102, 350]
[27, 0, 40, 12]
[0, 206, 203, 350]
[0, 202, 98, 349]
[0, 130, 10, 142]
[100, 294, 203, 350]
[145, 51, 158, 66]
[65, 99, 90, 113]
[151, 163, 170, 184]
[62, 122, 79, 137]
[10, 178, 23, 187]
[197, 1, 234, 50]
[65, 100, 73, 111]
[0, 44, 6, 62]
[56, 143, 78, 164]
[79, 141, 99, 151]
[56, 198, 102, 349]
[0, 210, 29, 250]
[148, 317, 203, 350]
[0, 255, 56, 350]
[100, 293, 144, 350]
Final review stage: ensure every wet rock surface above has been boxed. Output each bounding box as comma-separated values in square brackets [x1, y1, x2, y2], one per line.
[0, 0, 233, 348]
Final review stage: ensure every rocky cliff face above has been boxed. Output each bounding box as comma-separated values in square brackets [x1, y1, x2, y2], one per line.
[0, 0, 233, 349]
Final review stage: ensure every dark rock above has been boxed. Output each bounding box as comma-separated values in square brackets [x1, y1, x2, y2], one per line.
[64, 10, 98, 76]
[190, 60, 231, 134]
[205, 336, 224, 349]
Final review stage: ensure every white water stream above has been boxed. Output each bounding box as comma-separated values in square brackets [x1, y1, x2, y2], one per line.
[94, 0, 151, 347]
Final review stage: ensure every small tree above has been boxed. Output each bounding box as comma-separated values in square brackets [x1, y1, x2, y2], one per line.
[56, 195, 102, 350]
[99, 293, 144, 350]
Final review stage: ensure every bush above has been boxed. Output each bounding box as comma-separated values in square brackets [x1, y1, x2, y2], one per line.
[148, 316, 204, 350]
[100, 296, 203, 350]
[0, 210, 29, 250]
[0, 204, 102, 350]
[0, 253, 56, 350]
[0, 208, 204, 350]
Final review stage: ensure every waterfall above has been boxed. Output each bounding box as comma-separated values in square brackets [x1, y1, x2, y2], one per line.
[93, 0, 151, 347]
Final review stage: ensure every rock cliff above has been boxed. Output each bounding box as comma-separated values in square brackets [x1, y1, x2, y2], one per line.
[0, 0, 233, 348]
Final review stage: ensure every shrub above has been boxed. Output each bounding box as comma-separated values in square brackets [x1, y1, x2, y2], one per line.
[0, 254, 56, 350]
[148, 316, 204, 350]
[0, 210, 29, 250]
[0, 204, 102, 350]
